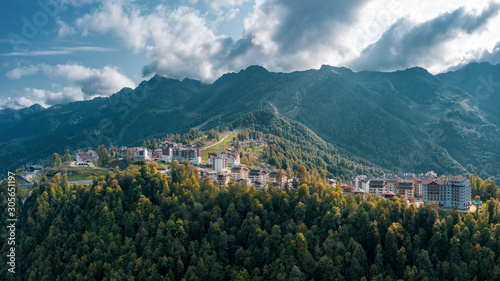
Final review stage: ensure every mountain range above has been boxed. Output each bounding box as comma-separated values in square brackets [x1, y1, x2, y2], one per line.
[1, 62, 499, 180]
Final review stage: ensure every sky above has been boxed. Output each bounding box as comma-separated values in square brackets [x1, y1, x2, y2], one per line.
[1, 0, 500, 109]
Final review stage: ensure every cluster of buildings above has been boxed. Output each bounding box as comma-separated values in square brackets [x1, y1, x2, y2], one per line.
[200, 165, 289, 188]
[348, 171, 471, 210]
[115, 141, 202, 165]
[161, 145, 201, 165]
[116, 147, 153, 161]
[199, 151, 288, 187]
[72, 141, 202, 165]
[71, 141, 471, 210]
[76, 151, 98, 165]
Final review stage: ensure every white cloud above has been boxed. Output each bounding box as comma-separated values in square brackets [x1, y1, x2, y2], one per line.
[75, 2, 239, 81]
[219, 0, 373, 72]
[477, 41, 500, 65]
[1, 50, 71, 57]
[75, 1, 153, 52]
[70, 0, 373, 81]
[59, 0, 98, 7]
[212, 8, 240, 27]
[0, 87, 84, 109]
[6, 65, 40, 79]
[57, 19, 76, 38]
[0, 46, 115, 57]
[239, 0, 500, 73]
[9, 0, 500, 87]
[6, 63, 135, 98]
[348, 3, 500, 73]
[203, 0, 250, 10]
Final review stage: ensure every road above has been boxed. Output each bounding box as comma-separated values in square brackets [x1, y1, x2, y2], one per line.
[201, 131, 233, 151]
[22, 189, 33, 205]
[71, 161, 96, 168]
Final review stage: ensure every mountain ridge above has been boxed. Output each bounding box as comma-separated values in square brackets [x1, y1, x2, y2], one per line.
[1, 63, 499, 180]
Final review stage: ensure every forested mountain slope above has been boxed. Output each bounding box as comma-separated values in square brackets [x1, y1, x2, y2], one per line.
[0, 103, 44, 134]
[233, 110, 385, 180]
[1, 63, 499, 179]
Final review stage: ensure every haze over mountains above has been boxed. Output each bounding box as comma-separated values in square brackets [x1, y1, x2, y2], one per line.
[1, 62, 499, 180]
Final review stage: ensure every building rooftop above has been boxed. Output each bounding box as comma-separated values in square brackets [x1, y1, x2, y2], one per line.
[249, 168, 266, 175]
[269, 169, 286, 176]
[231, 165, 248, 172]
[449, 176, 468, 183]
[423, 179, 447, 185]
[370, 179, 385, 185]
[381, 191, 396, 196]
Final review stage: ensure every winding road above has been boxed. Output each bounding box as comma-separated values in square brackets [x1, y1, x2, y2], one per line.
[201, 131, 234, 150]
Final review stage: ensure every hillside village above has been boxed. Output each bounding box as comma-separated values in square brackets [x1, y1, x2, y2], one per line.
[23, 133, 474, 211]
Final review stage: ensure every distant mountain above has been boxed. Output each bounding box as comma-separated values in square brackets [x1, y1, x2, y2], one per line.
[0, 103, 44, 134]
[0, 63, 499, 180]
[437, 62, 500, 127]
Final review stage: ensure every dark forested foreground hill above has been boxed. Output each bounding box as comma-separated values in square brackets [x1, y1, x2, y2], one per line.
[1, 165, 500, 280]
[1, 62, 500, 179]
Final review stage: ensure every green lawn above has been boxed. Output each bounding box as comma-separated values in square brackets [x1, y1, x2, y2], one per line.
[240, 145, 267, 167]
[59, 162, 73, 168]
[156, 162, 169, 170]
[39, 167, 110, 181]
[201, 131, 237, 161]
[66, 169, 109, 181]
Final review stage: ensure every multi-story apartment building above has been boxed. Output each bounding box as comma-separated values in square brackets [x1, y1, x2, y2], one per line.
[384, 176, 399, 194]
[161, 146, 201, 165]
[353, 175, 370, 193]
[448, 176, 471, 210]
[174, 148, 201, 165]
[249, 168, 269, 185]
[217, 172, 231, 186]
[199, 169, 218, 182]
[213, 157, 228, 172]
[161, 147, 173, 163]
[412, 177, 426, 199]
[368, 178, 385, 194]
[397, 179, 415, 199]
[230, 164, 249, 181]
[134, 148, 151, 161]
[208, 152, 240, 168]
[76, 151, 98, 163]
[269, 169, 288, 187]
[423, 176, 471, 210]
[117, 146, 130, 159]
